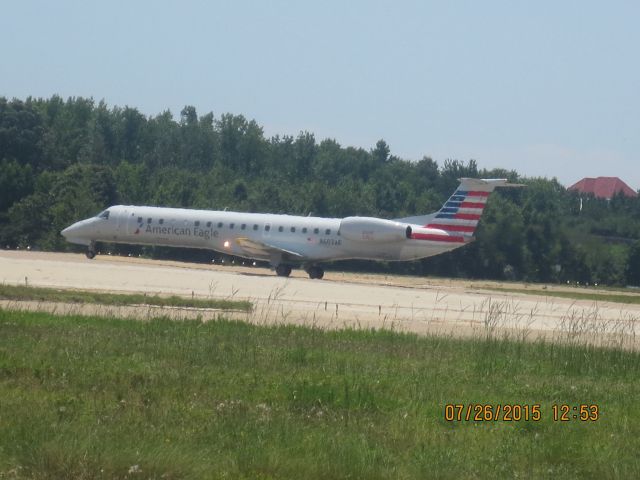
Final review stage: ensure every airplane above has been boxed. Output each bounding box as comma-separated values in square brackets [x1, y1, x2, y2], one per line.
[61, 178, 517, 279]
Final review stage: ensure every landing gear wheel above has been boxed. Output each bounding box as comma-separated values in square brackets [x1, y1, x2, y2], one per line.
[275, 264, 292, 277]
[307, 266, 324, 280]
[86, 242, 96, 260]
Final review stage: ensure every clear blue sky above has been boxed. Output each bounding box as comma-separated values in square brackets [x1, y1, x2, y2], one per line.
[2, 1, 638, 188]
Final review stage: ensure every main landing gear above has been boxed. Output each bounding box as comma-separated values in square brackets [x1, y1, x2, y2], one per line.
[274, 264, 324, 279]
[305, 265, 324, 280]
[86, 242, 96, 259]
[275, 264, 292, 277]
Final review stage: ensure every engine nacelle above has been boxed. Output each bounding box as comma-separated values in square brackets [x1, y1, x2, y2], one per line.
[339, 217, 412, 243]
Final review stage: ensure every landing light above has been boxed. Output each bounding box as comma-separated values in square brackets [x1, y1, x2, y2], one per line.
[223, 240, 230, 248]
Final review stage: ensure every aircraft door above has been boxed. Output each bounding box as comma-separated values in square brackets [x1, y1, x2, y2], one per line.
[117, 208, 129, 238]
[125, 210, 141, 240]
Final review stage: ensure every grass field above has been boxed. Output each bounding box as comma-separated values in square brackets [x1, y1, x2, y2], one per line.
[0, 284, 251, 312]
[1, 309, 639, 479]
[481, 286, 640, 306]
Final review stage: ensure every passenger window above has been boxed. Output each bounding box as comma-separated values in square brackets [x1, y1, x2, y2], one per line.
[230, 223, 235, 229]
[313, 228, 319, 234]
[337, 230, 341, 236]
[217, 222, 223, 228]
[195, 221, 200, 227]
[241, 224, 246, 230]
[253, 224, 258, 231]
[325, 229, 331, 235]
[278, 226, 284, 232]
[290, 227, 296, 233]
[265, 225, 271, 231]
[206, 221, 212, 228]
[137, 216, 142, 223]
[302, 227, 308, 233]
[147, 218, 152, 224]
[159, 219, 164, 225]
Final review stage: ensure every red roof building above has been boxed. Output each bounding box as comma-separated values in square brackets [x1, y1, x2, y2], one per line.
[568, 177, 637, 200]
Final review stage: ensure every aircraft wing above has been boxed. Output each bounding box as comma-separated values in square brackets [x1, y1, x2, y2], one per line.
[234, 237, 305, 260]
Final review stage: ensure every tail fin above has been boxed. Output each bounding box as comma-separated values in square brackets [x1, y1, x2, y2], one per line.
[396, 178, 521, 236]
[424, 178, 511, 237]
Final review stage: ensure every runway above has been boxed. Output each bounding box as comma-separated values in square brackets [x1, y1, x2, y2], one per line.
[1, 250, 639, 347]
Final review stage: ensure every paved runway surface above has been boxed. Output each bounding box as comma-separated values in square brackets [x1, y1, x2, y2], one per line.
[1, 250, 639, 347]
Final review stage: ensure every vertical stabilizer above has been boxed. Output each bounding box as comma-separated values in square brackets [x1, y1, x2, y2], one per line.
[424, 178, 509, 238]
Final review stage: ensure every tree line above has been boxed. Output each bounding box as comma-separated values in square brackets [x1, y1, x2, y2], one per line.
[1, 96, 639, 285]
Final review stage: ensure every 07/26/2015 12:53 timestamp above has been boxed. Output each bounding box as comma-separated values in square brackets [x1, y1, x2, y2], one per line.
[444, 403, 600, 422]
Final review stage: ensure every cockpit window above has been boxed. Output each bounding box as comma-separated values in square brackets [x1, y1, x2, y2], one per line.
[98, 210, 110, 220]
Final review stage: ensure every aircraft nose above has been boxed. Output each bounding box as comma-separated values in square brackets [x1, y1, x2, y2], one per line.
[61, 223, 80, 238]
[60, 218, 97, 246]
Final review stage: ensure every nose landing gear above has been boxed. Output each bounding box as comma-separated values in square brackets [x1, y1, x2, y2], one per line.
[86, 242, 96, 260]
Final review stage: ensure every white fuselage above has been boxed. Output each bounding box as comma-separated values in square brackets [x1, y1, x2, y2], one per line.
[61, 205, 466, 264]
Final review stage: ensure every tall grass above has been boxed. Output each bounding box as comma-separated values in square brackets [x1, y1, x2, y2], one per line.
[1, 308, 639, 478]
[484, 285, 640, 305]
[0, 284, 251, 311]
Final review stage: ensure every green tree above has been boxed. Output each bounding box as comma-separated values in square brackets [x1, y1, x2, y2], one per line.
[521, 179, 564, 281]
[625, 241, 640, 286]
[372, 139, 390, 164]
[473, 194, 526, 279]
[0, 159, 34, 212]
[0, 97, 45, 168]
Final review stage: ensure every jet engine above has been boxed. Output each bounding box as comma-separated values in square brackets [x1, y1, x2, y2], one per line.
[339, 217, 412, 242]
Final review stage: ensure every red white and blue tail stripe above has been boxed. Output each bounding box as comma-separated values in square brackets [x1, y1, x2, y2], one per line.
[425, 179, 495, 237]
[405, 179, 509, 243]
